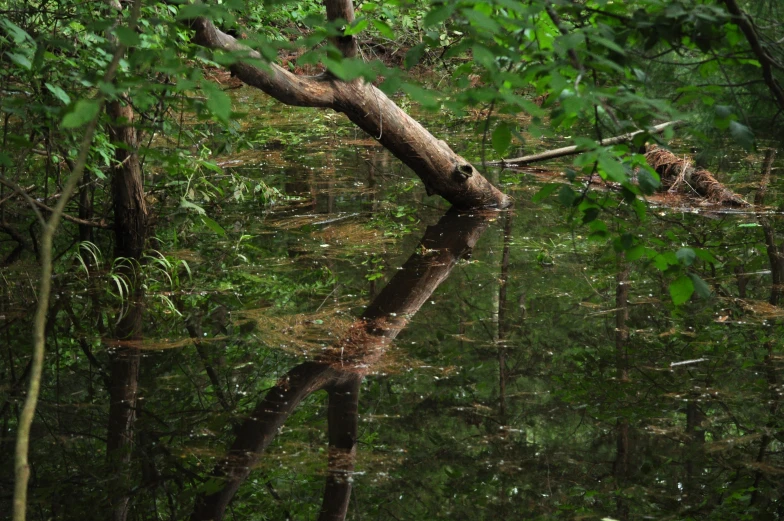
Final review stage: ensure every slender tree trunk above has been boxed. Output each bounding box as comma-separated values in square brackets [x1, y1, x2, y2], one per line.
[12, 1, 142, 515]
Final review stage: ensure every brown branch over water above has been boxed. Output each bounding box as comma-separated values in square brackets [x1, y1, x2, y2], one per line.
[186, 7, 509, 209]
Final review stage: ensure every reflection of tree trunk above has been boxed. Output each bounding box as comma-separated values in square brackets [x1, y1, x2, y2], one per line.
[750, 341, 780, 507]
[106, 305, 142, 521]
[683, 401, 705, 505]
[613, 419, 629, 521]
[78, 169, 93, 245]
[318, 376, 362, 521]
[615, 253, 629, 381]
[613, 253, 630, 520]
[191, 209, 493, 521]
[754, 150, 783, 305]
[182, 307, 232, 412]
[497, 210, 513, 420]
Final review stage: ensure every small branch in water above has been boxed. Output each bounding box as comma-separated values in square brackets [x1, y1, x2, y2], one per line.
[489, 121, 681, 167]
[670, 358, 708, 368]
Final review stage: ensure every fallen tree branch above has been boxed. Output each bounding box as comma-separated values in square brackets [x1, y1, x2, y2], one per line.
[489, 121, 681, 167]
[186, 7, 510, 209]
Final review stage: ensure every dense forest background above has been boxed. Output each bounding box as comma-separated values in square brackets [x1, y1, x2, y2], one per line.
[1, 0, 783, 520]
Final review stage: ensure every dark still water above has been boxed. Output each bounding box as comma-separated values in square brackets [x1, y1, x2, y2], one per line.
[1, 95, 782, 520]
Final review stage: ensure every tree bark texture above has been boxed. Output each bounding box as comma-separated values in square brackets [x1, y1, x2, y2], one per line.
[188, 15, 510, 209]
[191, 209, 494, 520]
[107, 99, 147, 260]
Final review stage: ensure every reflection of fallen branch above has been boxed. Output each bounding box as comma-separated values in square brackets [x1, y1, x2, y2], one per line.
[645, 146, 748, 206]
[489, 121, 681, 166]
[191, 209, 494, 521]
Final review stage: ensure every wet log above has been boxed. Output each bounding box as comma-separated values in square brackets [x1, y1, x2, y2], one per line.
[489, 121, 680, 167]
[187, 16, 510, 209]
[645, 146, 748, 206]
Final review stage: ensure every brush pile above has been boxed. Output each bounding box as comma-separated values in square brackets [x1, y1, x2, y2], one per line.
[644, 146, 748, 206]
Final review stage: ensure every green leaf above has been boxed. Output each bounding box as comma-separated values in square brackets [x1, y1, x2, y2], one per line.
[626, 244, 645, 261]
[1, 18, 34, 44]
[45, 83, 71, 105]
[694, 248, 718, 265]
[401, 83, 438, 109]
[180, 198, 206, 215]
[344, 19, 368, 36]
[669, 275, 694, 305]
[371, 20, 394, 39]
[637, 168, 660, 195]
[676, 247, 696, 266]
[62, 99, 101, 128]
[201, 216, 226, 236]
[558, 184, 576, 207]
[688, 273, 712, 299]
[424, 4, 455, 27]
[597, 156, 627, 183]
[492, 123, 512, 155]
[6, 52, 32, 70]
[532, 183, 561, 202]
[404, 43, 426, 69]
[203, 83, 232, 123]
[729, 121, 755, 151]
[114, 26, 140, 46]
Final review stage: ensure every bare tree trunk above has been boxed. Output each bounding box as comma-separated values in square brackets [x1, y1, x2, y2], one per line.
[187, 5, 510, 209]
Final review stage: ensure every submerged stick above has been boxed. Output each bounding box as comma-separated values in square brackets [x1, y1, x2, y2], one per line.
[490, 121, 681, 167]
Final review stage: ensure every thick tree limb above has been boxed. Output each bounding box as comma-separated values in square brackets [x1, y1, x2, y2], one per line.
[489, 121, 681, 167]
[187, 15, 510, 209]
